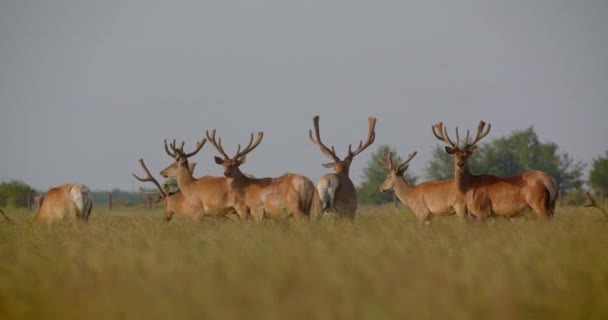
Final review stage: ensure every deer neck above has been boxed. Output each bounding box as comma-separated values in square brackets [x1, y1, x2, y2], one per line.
[454, 164, 474, 194]
[175, 165, 195, 194]
[227, 169, 254, 190]
[392, 176, 414, 204]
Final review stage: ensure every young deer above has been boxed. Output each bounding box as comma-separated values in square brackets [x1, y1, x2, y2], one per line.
[133, 158, 199, 222]
[206, 129, 315, 220]
[33, 183, 93, 224]
[159, 137, 240, 219]
[308, 115, 376, 219]
[379, 150, 466, 223]
[432, 121, 558, 219]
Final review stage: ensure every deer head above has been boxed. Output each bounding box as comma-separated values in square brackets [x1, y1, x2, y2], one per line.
[378, 150, 417, 192]
[159, 136, 206, 178]
[206, 129, 263, 179]
[432, 120, 491, 173]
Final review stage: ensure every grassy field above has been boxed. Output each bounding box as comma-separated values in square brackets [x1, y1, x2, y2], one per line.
[1, 205, 608, 320]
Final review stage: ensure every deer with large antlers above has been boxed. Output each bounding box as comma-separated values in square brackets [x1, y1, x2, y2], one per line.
[159, 137, 240, 219]
[379, 150, 466, 223]
[309, 115, 376, 219]
[133, 158, 200, 222]
[432, 121, 558, 219]
[206, 129, 315, 220]
[33, 182, 93, 224]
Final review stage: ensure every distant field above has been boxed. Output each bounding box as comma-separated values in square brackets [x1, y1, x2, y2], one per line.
[1, 205, 607, 319]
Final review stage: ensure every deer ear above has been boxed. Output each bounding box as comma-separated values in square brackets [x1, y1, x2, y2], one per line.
[322, 162, 335, 169]
[214, 157, 224, 165]
[188, 162, 197, 174]
[445, 146, 456, 155]
[469, 146, 478, 155]
[239, 156, 247, 165]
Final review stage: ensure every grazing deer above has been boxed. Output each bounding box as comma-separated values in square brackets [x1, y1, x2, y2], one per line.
[432, 121, 558, 219]
[308, 115, 376, 219]
[159, 137, 240, 219]
[379, 150, 466, 223]
[33, 183, 93, 223]
[133, 158, 199, 222]
[206, 129, 315, 220]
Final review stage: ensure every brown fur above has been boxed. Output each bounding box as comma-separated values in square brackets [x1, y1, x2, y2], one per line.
[379, 155, 466, 223]
[207, 130, 314, 220]
[160, 140, 239, 219]
[33, 183, 93, 224]
[434, 121, 557, 220]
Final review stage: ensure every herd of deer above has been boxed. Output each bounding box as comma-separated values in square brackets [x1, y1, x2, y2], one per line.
[27, 117, 560, 225]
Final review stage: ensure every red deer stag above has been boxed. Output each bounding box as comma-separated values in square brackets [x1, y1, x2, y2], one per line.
[33, 183, 93, 223]
[379, 150, 466, 223]
[133, 158, 199, 222]
[432, 121, 558, 219]
[159, 137, 240, 219]
[308, 115, 376, 219]
[206, 129, 315, 220]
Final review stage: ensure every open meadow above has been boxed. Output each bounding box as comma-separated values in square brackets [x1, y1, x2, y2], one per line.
[1, 205, 608, 319]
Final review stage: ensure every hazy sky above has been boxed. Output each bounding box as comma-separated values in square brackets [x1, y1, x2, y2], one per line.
[1, 0, 607, 191]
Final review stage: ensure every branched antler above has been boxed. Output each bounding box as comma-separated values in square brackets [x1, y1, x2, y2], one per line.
[584, 192, 608, 218]
[132, 159, 167, 198]
[432, 120, 490, 151]
[164, 136, 206, 159]
[206, 129, 263, 161]
[309, 115, 340, 162]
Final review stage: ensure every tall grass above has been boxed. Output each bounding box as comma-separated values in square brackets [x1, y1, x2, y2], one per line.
[1, 205, 607, 319]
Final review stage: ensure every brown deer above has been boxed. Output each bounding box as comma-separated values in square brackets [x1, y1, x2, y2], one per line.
[159, 137, 240, 219]
[206, 129, 315, 220]
[379, 150, 466, 223]
[33, 183, 93, 223]
[432, 121, 558, 219]
[308, 115, 376, 219]
[133, 158, 199, 222]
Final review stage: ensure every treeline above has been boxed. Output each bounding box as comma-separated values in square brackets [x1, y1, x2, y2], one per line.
[358, 127, 608, 206]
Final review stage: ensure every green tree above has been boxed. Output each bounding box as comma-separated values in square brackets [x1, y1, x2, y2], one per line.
[0, 180, 37, 208]
[358, 145, 417, 205]
[424, 126, 585, 194]
[589, 151, 608, 195]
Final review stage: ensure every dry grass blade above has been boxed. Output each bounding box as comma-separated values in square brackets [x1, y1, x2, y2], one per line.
[584, 191, 608, 217]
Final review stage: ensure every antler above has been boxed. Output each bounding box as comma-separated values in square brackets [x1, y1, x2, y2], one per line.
[132, 159, 167, 197]
[463, 121, 491, 150]
[163, 137, 206, 159]
[309, 115, 340, 162]
[585, 191, 608, 217]
[432, 122, 459, 150]
[432, 121, 490, 151]
[379, 150, 417, 172]
[347, 117, 377, 159]
[379, 151, 394, 170]
[398, 151, 417, 172]
[206, 129, 263, 160]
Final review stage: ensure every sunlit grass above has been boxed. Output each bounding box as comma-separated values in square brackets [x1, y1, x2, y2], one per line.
[1, 205, 607, 319]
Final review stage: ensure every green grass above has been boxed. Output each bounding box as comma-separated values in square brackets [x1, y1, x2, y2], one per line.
[1, 205, 608, 319]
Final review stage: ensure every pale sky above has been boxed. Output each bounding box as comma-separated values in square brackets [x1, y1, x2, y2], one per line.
[1, 0, 607, 191]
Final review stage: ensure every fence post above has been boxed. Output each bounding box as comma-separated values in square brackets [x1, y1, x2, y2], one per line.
[27, 191, 32, 211]
[148, 196, 153, 211]
[108, 192, 112, 211]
